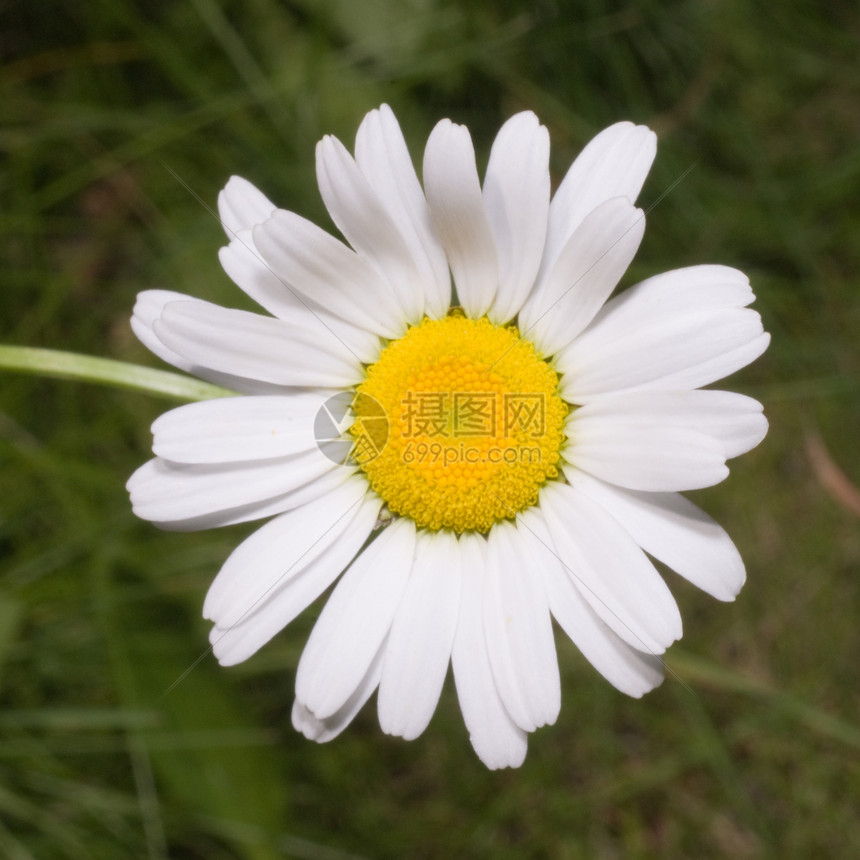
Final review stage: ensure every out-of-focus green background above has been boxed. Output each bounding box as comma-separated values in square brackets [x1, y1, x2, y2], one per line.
[3, 1, 859, 857]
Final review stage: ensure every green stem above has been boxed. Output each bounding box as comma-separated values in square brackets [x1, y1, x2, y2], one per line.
[667, 649, 860, 752]
[0, 346, 235, 402]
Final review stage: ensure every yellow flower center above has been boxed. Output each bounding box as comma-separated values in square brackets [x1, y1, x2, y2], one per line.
[351, 314, 567, 533]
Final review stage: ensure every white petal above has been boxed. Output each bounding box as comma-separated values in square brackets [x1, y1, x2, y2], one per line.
[596, 264, 756, 319]
[131, 290, 200, 375]
[566, 421, 729, 492]
[566, 467, 746, 601]
[209, 490, 382, 665]
[127, 448, 342, 524]
[131, 291, 282, 395]
[151, 393, 329, 464]
[377, 530, 462, 740]
[316, 135, 424, 324]
[519, 508, 664, 697]
[295, 518, 417, 720]
[217, 176, 277, 237]
[218, 232, 381, 364]
[519, 197, 644, 356]
[556, 265, 766, 400]
[354, 105, 451, 318]
[292, 641, 385, 743]
[484, 521, 561, 732]
[451, 533, 527, 770]
[540, 122, 655, 282]
[558, 307, 769, 402]
[253, 210, 406, 338]
[483, 112, 550, 324]
[218, 234, 295, 320]
[568, 390, 768, 460]
[539, 482, 682, 654]
[203, 474, 371, 628]
[154, 300, 363, 389]
[150, 464, 356, 532]
[423, 119, 498, 318]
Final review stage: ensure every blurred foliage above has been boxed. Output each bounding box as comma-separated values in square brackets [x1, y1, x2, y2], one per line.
[2, 0, 860, 857]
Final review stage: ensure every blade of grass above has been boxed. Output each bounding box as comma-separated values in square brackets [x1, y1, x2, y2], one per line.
[668, 649, 860, 752]
[0, 347, 234, 402]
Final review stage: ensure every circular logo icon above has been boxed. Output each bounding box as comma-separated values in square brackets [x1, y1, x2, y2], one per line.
[314, 392, 388, 465]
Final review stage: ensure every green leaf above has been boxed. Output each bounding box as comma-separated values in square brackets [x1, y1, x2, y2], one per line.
[0, 591, 23, 695]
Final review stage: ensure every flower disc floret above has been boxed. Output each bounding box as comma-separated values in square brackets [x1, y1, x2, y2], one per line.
[353, 315, 567, 532]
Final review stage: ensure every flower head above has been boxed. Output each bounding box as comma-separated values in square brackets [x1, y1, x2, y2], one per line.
[128, 105, 768, 768]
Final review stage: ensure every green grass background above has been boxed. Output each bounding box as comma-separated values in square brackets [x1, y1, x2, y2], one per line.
[3, 0, 860, 856]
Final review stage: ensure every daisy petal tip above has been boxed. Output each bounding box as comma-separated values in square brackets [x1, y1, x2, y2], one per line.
[124, 465, 144, 495]
[367, 102, 396, 132]
[218, 176, 277, 237]
[643, 124, 658, 148]
[291, 700, 326, 742]
[222, 174, 251, 192]
[504, 108, 542, 131]
[201, 585, 223, 624]
[631, 669, 666, 700]
[650, 671, 667, 694]
[746, 412, 769, 453]
[714, 567, 747, 603]
[210, 641, 244, 668]
[623, 120, 657, 155]
[609, 117, 655, 142]
[431, 116, 456, 133]
[472, 734, 528, 771]
[130, 289, 185, 327]
[315, 134, 340, 161]
[425, 117, 471, 156]
[715, 463, 731, 486]
[378, 717, 422, 743]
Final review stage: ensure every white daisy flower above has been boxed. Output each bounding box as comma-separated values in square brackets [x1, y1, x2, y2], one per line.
[128, 105, 769, 769]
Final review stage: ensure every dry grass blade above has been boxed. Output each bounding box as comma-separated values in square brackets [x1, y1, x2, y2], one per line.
[804, 427, 860, 518]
